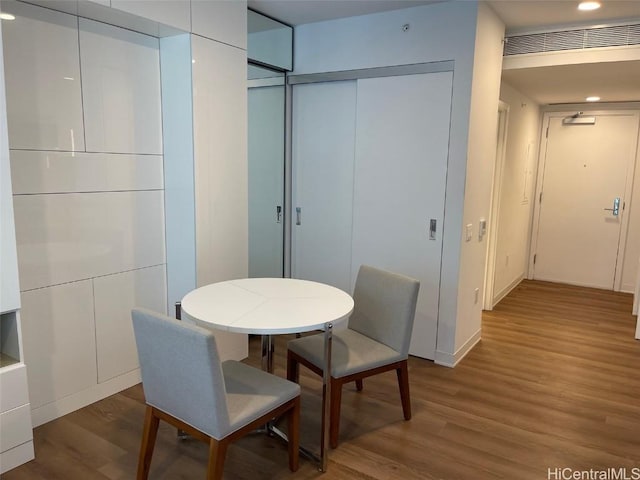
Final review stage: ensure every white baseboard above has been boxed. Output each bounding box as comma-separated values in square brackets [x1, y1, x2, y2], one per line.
[31, 369, 141, 428]
[0, 440, 34, 474]
[635, 317, 640, 340]
[492, 274, 523, 308]
[434, 329, 482, 368]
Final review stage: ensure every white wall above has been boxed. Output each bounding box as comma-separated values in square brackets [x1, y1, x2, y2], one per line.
[293, 1, 505, 364]
[493, 83, 541, 302]
[452, 2, 505, 363]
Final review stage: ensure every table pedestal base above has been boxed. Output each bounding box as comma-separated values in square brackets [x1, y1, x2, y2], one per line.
[260, 322, 333, 473]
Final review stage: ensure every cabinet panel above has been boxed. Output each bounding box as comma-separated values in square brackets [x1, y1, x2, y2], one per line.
[20, 280, 97, 409]
[1, 0, 84, 151]
[0, 404, 32, 453]
[191, 35, 248, 361]
[110, 0, 190, 32]
[192, 35, 247, 286]
[0, 365, 29, 413]
[94, 265, 166, 383]
[191, 0, 247, 49]
[10, 151, 163, 194]
[351, 72, 453, 360]
[291, 81, 357, 293]
[80, 18, 162, 154]
[14, 191, 166, 291]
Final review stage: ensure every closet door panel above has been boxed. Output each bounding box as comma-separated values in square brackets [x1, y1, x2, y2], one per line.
[291, 81, 357, 293]
[351, 72, 453, 360]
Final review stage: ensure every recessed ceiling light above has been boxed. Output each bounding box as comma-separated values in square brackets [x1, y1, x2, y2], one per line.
[0, 12, 16, 20]
[586, 96, 601, 102]
[578, 1, 601, 11]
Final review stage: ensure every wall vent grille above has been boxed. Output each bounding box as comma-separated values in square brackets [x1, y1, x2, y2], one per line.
[504, 24, 640, 56]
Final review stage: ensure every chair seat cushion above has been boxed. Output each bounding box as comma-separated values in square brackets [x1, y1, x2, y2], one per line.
[222, 360, 300, 436]
[288, 329, 405, 378]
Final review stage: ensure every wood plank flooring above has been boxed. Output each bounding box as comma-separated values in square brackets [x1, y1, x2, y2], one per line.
[4, 280, 639, 479]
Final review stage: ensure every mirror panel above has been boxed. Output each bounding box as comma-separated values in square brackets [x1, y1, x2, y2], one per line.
[248, 65, 285, 278]
[248, 9, 292, 71]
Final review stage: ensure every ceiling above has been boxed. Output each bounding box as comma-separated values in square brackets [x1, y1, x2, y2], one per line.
[248, 0, 640, 105]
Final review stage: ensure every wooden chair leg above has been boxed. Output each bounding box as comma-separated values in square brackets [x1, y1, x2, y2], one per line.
[207, 438, 228, 480]
[137, 406, 160, 480]
[355, 379, 363, 391]
[329, 377, 343, 449]
[287, 350, 299, 383]
[397, 360, 412, 420]
[288, 398, 300, 472]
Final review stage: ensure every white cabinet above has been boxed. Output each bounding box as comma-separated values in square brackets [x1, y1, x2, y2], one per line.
[189, 35, 248, 361]
[20, 280, 97, 410]
[0, 17, 34, 473]
[110, 0, 191, 32]
[1, 1, 84, 151]
[291, 71, 453, 360]
[10, 151, 163, 195]
[192, 35, 248, 287]
[14, 190, 166, 291]
[191, 0, 247, 49]
[94, 265, 167, 382]
[80, 18, 162, 154]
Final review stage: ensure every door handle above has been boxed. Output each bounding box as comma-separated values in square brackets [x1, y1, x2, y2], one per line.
[429, 219, 437, 240]
[276, 205, 282, 224]
[296, 207, 302, 225]
[604, 197, 620, 216]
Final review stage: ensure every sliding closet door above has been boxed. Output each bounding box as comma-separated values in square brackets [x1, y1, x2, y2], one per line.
[291, 81, 357, 292]
[351, 72, 453, 360]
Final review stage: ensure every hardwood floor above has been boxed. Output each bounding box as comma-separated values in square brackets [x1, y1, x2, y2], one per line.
[4, 280, 639, 479]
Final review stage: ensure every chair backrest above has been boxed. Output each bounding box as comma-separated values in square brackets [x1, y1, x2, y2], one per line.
[348, 265, 420, 356]
[131, 308, 231, 439]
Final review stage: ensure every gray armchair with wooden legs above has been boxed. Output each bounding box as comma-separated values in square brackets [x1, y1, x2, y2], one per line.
[287, 265, 419, 449]
[131, 308, 301, 480]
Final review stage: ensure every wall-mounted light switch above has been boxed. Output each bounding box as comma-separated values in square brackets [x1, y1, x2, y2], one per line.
[478, 218, 487, 241]
[465, 223, 473, 242]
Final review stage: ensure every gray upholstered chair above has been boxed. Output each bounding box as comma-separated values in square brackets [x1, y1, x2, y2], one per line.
[131, 308, 301, 480]
[287, 265, 419, 449]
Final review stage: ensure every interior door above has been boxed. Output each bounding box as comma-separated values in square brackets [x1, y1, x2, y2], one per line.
[248, 74, 285, 278]
[291, 81, 357, 292]
[351, 72, 452, 360]
[533, 113, 639, 289]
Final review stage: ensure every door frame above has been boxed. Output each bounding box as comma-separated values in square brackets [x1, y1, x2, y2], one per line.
[528, 109, 640, 291]
[483, 101, 510, 310]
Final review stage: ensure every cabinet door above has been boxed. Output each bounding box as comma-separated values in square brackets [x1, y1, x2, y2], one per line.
[291, 81, 357, 293]
[351, 72, 453, 360]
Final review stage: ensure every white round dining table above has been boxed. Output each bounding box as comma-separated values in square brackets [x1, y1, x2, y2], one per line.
[180, 277, 354, 472]
[180, 277, 353, 335]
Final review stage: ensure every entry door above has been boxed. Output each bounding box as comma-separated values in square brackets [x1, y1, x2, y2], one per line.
[351, 72, 452, 360]
[533, 113, 639, 289]
[248, 84, 285, 278]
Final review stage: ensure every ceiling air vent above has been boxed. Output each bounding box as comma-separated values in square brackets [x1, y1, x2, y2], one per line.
[504, 24, 640, 56]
